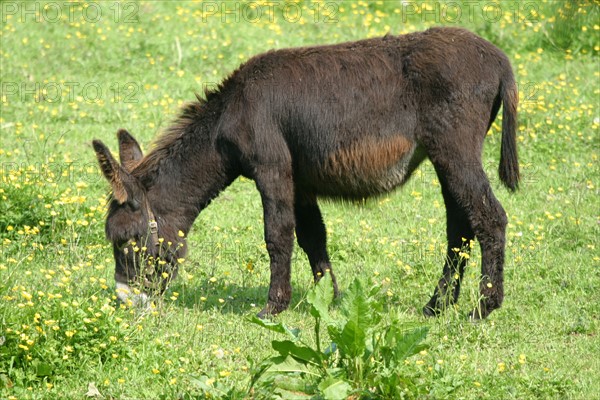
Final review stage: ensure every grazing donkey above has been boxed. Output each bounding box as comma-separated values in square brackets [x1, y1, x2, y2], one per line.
[93, 27, 518, 319]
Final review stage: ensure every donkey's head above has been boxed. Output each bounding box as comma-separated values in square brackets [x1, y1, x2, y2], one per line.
[93, 130, 185, 306]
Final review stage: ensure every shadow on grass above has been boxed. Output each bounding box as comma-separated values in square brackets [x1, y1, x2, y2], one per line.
[166, 279, 319, 317]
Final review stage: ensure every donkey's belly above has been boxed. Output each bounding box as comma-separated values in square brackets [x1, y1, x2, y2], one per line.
[309, 135, 418, 198]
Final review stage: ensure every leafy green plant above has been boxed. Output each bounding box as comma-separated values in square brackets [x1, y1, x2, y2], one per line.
[249, 274, 429, 399]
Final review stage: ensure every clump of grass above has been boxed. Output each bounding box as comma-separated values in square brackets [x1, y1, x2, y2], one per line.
[0, 277, 145, 389]
[541, 1, 599, 54]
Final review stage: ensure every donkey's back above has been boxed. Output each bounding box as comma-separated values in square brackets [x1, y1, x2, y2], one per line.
[219, 27, 517, 199]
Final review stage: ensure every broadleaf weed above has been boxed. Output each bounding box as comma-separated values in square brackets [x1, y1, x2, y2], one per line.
[250, 273, 430, 398]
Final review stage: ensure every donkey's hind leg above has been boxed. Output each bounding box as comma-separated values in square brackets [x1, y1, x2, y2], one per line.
[294, 193, 339, 296]
[427, 150, 508, 319]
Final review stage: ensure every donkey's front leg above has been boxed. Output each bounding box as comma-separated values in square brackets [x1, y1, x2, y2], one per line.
[254, 166, 296, 318]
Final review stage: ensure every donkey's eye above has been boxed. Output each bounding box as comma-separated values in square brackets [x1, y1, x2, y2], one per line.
[128, 199, 141, 211]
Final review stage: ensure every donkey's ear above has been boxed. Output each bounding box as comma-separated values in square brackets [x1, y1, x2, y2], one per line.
[117, 129, 143, 171]
[92, 140, 129, 204]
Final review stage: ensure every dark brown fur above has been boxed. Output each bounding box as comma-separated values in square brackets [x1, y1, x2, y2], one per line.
[93, 27, 519, 319]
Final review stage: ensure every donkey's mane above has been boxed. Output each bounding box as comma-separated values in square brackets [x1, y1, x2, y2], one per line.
[132, 85, 223, 181]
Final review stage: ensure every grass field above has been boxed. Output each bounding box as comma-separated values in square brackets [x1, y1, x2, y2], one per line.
[1, 0, 599, 398]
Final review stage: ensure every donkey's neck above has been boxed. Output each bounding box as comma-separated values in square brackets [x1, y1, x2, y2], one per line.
[137, 100, 236, 235]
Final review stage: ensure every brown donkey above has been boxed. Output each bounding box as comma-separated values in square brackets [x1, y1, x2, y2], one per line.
[93, 27, 519, 319]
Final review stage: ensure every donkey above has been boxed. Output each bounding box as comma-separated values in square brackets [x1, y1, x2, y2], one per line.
[93, 27, 519, 319]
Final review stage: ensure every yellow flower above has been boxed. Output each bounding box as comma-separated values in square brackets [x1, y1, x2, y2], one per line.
[519, 354, 526, 364]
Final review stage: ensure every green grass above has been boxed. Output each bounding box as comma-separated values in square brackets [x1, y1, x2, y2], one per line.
[1, 0, 599, 398]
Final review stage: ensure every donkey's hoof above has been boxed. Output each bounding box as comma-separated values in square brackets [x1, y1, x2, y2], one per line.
[256, 309, 269, 320]
[423, 295, 446, 317]
[257, 301, 288, 319]
[423, 305, 441, 317]
[469, 309, 484, 321]
[332, 283, 340, 299]
[469, 306, 492, 321]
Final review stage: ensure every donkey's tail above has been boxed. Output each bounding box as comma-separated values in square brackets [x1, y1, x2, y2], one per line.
[499, 70, 520, 191]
